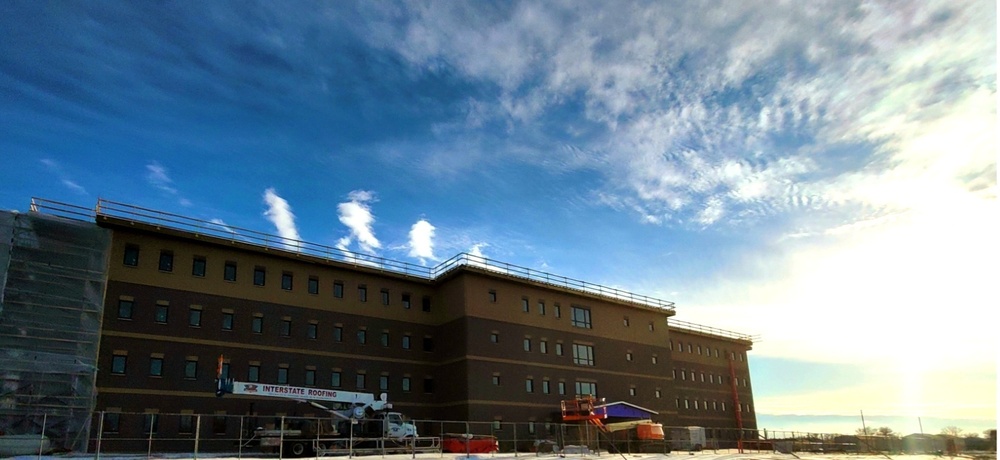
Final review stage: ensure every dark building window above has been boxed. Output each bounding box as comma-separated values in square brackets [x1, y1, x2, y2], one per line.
[381, 332, 389, 347]
[224, 262, 237, 281]
[423, 377, 435, 393]
[523, 338, 531, 352]
[331, 371, 341, 387]
[421, 296, 431, 312]
[179, 415, 194, 434]
[558, 382, 566, 395]
[492, 375, 501, 386]
[222, 312, 234, 331]
[542, 380, 551, 394]
[143, 414, 159, 434]
[281, 272, 293, 290]
[554, 304, 561, 318]
[277, 367, 288, 384]
[422, 337, 434, 352]
[253, 267, 266, 286]
[555, 343, 563, 356]
[155, 304, 168, 323]
[402, 335, 411, 349]
[571, 306, 592, 328]
[575, 381, 597, 397]
[490, 333, 498, 343]
[149, 357, 163, 377]
[522, 298, 530, 312]
[192, 257, 206, 277]
[308, 276, 319, 294]
[381, 289, 390, 306]
[402, 377, 411, 392]
[488, 290, 496, 303]
[251, 316, 263, 334]
[357, 330, 366, 344]
[158, 251, 174, 272]
[305, 369, 316, 386]
[184, 359, 198, 379]
[307, 323, 318, 339]
[123, 245, 140, 266]
[358, 286, 367, 302]
[333, 326, 343, 342]
[334, 281, 344, 298]
[188, 308, 201, 327]
[280, 319, 291, 337]
[212, 416, 227, 435]
[379, 375, 389, 391]
[525, 378, 534, 393]
[538, 301, 546, 315]
[117, 299, 133, 319]
[356, 373, 366, 389]
[103, 413, 121, 433]
[402, 293, 411, 309]
[248, 365, 260, 382]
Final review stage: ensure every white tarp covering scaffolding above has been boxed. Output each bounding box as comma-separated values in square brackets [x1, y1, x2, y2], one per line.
[0, 210, 110, 452]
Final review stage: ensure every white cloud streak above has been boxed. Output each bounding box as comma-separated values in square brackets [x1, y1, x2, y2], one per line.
[39, 158, 88, 195]
[262, 188, 302, 249]
[407, 219, 436, 264]
[145, 162, 177, 195]
[337, 190, 381, 255]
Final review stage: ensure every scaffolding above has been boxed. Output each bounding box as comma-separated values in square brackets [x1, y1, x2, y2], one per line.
[0, 210, 110, 452]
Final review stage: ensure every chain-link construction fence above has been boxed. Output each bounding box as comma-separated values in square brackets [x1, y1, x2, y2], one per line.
[7, 411, 989, 458]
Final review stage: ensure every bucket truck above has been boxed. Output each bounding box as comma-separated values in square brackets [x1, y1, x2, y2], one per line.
[215, 356, 418, 456]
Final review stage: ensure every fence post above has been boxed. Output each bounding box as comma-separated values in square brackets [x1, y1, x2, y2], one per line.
[279, 416, 285, 460]
[95, 411, 104, 460]
[513, 422, 518, 457]
[194, 414, 201, 459]
[37, 413, 47, 460]
[147, 414, 156, 459]
[466, 422, 471, 458]
[238, 415, 244, 459]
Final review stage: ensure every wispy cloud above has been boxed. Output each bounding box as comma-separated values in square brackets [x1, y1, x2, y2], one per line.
[39, 158, 88, 195]
[337, 190, 381, 255]
[407, 218, 436, 264]
[145, 161, 192, 207]
[262, 188, 301, 249]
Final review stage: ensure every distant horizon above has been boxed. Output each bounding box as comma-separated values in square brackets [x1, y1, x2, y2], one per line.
[755, 414, 996, 437]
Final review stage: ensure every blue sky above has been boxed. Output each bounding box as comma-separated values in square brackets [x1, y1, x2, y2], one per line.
[2, 1, 996, 435]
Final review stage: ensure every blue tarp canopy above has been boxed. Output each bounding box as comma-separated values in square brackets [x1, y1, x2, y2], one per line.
[597, 401, 658, 419]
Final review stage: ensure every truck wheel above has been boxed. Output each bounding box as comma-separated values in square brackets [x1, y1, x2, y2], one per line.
[288, 441, 308, 457]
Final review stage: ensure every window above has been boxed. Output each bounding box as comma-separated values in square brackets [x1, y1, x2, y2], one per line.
[489, 333, 498, 343]
[575, 381, 597, 396]
[402, 377, 411, 392]
[149, 357, 163, 377]
[117, 299, 133, 319]
[554, 304, 561, 318]
[555, 343, 563, 356]
[672, 369, 676, 379]
[629, 387, 636, 396]
[155, 304, 168, 323]
[488, 290, 496, 303]
[308, 276, 319, 294]
[655, 389, 662, 398]
[222, 312, 234, 331]
[143, 413, 159, 434]
[381, 332, 389, 347]
[185, 359, 198, 379]
[571, 306, 592, 328]
[623, 316, 630, 327]
[743, 378, 748, 387]
[681, 370, 686, 380]
[307, 322, 318, 339]
[572, 344, 595, 366]
[558, 381, 566, 395]
[402, 293, 411, 309]
[722, 402, 727, 411]
[158, 251, 174, 272]
[251, 316, 263, 334]
[356, 373, 366, 389]
[334, 326, 343, 342]
[179, 414, 194, 434]
[305, 369, 316, 386]
[424, 377, 435, 393]
[422, 336, 434, 352]
[542, 380, 551, 394]
[648, 321, 655, 331]
[253, 267, 266, 286]
[123, 245, 140, 266]
[333, 281, 344, 298]
[103, 412, 121, 433]
[224, 261, 237, 281]
[714, 348, 720, 358]
[539, 340, 548, 354]
[212, 415, 227, 435]
[280, 319, 291, 337]
[713, 401, 718, 410]
[331, 371, 341, 387]
[188, 307, 202, 327]
[525, 378, 534, 393]
[192, 257, 206, 277]
[281, 272, 293, 291]
[357, 330, 366, 344]
[111, 354, 127, 374]
[277, 366, 288, 384]
[538, 301, 545, 315]
[701, 372, 705, 382]
[381, 289, 390, 306]
[677, 340, 683, 351]
[626, 352, 633, 361]
[684, 399, 690, 409]
[523, 338, 531, 352]
[688, 344, 693, 353]
[379, 375, 389, 391]
[402, 334, 411, 349]
[492, 375, 501, 386]
[221, 362, 230, 379]
[652, 356, 658, 364]
[421, 296, 431, 312]
[358, 285, 367, 302]
[522, 298, 530, 312]
[248, 364, 260, 382]
[698, 345, 702, 355]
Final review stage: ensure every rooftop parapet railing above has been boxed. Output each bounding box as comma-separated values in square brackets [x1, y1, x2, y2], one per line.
[29, 198, 687, 314]
[670, 319, 758, 343]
